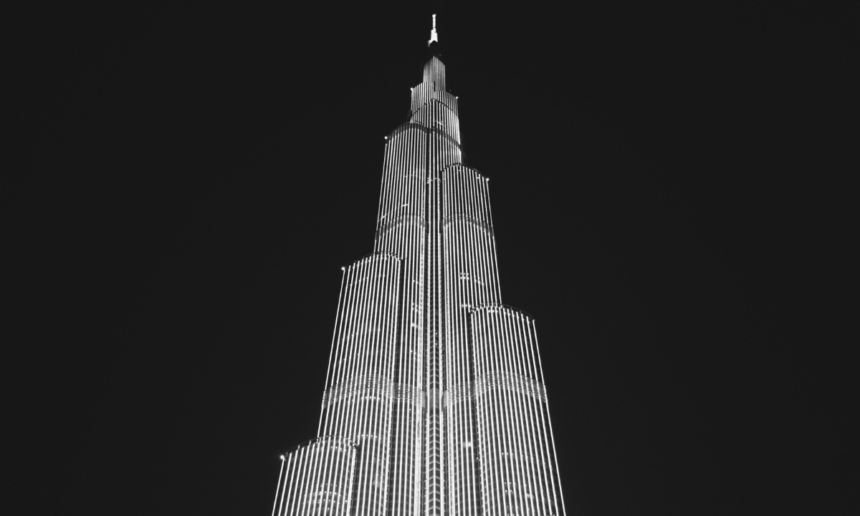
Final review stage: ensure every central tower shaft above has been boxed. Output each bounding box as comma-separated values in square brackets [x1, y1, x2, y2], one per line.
[374, 56, 503, 516]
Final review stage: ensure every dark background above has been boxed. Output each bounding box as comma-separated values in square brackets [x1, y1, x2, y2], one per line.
[8, 3, 855, 515]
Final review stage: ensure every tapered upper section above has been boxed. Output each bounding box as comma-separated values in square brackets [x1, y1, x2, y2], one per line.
[422, 57, 445, 91]
[409, 57, 459, 133]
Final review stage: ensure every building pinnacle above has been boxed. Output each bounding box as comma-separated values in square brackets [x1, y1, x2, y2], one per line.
[428, 14, 438, 46]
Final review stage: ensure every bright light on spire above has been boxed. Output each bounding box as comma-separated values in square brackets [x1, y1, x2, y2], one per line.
[428, 14, 438, 46]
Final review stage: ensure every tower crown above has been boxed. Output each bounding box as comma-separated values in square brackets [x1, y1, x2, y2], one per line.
[422, 56, 446, 91]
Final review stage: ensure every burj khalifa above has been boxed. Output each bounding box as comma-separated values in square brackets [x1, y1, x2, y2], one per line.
[272, 16, 567, 516]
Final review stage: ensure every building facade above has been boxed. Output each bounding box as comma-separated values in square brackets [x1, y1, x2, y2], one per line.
[272, 18, 566, 516]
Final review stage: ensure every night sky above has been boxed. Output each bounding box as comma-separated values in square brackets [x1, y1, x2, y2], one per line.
[8, 3, 855, 515]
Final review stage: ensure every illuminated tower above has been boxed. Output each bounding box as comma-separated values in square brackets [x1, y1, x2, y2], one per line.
[272, 16, 566, 516]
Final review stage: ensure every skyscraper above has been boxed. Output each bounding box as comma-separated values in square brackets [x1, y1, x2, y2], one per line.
[272, 17, 566, 516]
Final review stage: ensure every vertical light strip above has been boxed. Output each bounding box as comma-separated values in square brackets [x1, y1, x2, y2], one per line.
[272, 455, 285, 516]
[320, 268, 347, 436]
[278, 451, 293, 516]
[533, 319, 568, 516]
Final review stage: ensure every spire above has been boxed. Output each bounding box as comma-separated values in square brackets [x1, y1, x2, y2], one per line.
[428, 14, 438, 46]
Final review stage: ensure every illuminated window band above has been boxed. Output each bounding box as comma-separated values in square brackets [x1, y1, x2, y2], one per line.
[275, 18, 566, 516]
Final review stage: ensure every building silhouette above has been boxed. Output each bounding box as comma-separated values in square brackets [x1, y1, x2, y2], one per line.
[272, 17, 566, 516]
